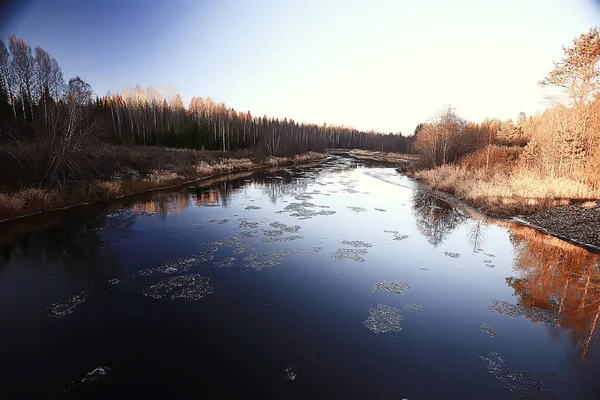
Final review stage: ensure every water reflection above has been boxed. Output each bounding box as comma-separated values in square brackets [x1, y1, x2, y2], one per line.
[412, 192, 467, 247]
[502, 222, 600, 359]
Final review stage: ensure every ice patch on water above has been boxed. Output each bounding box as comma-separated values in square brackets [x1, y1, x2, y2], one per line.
[372, 280, 411, 295]
[444, 252, 460, 258]
[347, 206, 367, 213]
[330, 248, 368, 262]
[279, 201, 336, 219]
[480, 323, 498, 338]
[341, 240, 372, 248]
[238, 219, 260, 229]
[384, 230, 409, 241]
[139, 255, 203, 276]
[261, 235, 304, 244]
[486, 300, 557, 323]
[263, 229, 284, 238]
[232, 243, 255, 255]
[82, 366, 111, 382]
[403, 304, 422, 312]
[214, 257, 236, 268]
[244, 248, 304, 271]
[270, 222, 301, 233]
[294, 194, 313, 201]
[107, 278, 121, 285]
[143, 274, 213, 301]
[284, 366, 298, 381]
[308, 247, 324, 257]
[48, 291, 87, 320]
[240, 230, 258, 239]
[363, 304, 403, 334]
[480, 352, 556, 400]
[209, 218, 231, 225]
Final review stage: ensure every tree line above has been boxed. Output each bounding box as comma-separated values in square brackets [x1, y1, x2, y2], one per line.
[412, 27, 600, 186]
[0, 34, 415, 171]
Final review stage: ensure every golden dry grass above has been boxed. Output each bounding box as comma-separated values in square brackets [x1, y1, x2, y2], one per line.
[415, 163, 600, 215]
[263, 152, 326, 167]
[0, 151, 326, 220]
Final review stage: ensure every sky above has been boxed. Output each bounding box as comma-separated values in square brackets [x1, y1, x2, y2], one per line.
[1, 0, 599, 134]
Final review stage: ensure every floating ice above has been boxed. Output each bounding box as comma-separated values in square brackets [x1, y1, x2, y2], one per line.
[143, 274, 213, 301]
[270, 222, 301, 232]
[240, 230, 258, 239]
[48, 291, 87, 320]
[81, 366, 111, 383]
[363, 304, 403, 334]
[214, 257, 236, 268]
[347, 206, 367, 213]
[262, 229, 284, 238]
[294, 194, 314, 201]
[372, 280, 411, 295]
[308, 247, 324, 257]
[486, 299, 557, 323]
[284, 366, 298, 381]
[107, 278, 121, 285]
[444, 252, 460, 258]
[330, 248, 368, 262]
[261, 235, 304, 244]
[232, 243, 255, 255]
[403, 304, 422, 312]
[341, 240, 373, 248]
[480, 323, 498, 338]
[209, 218, 231, 225]
[480, 352, 556, 400]
[384, 230, 409, 241]
[279, 201, 336, 219]
[238, 219, 260, 229]
[244, 248, 304, 271]
[139, 255, 204, 276]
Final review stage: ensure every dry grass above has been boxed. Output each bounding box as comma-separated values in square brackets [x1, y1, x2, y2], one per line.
[97, 181, 122, 197]
[415, 163, 600, 216]
[263, 152, 326, 167]
[0, 188, 62, 218]
[0, 148, 326, 220]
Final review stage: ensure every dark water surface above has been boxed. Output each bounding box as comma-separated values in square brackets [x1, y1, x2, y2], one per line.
[1, 156, 599, 399]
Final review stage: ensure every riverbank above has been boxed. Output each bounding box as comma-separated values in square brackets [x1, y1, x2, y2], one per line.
[406, 162, 600, 250]
[0, 145, 326, 221]
[329, 149, 417, 166]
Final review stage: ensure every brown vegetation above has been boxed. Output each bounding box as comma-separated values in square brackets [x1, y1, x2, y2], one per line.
[410, 28, 600, 217]
[0, 145, 326, 220]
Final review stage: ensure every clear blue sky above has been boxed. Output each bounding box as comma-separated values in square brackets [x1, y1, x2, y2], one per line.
[2, 0, 599, 134]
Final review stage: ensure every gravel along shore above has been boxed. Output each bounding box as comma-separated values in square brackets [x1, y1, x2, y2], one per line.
[523, 202, 600, 250]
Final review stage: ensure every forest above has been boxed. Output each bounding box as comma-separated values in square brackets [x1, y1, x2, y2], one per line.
[0, 34, 413, 218]
[410, 27, 600, 216]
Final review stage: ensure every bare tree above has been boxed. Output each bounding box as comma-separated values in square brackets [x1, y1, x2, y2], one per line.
[9, 35, 35, 121]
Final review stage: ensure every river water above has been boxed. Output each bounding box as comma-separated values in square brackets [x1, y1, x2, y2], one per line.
[1, 156, 599, 399]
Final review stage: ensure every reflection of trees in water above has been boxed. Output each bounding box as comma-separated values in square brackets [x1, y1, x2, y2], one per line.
[0, 211, 135, 283]
[505, 223, 600, 358]
[412, 192, 467, 247]
[468, 220, 488, 252]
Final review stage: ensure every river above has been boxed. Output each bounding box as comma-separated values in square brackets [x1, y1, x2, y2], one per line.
[1, 155, 599, 399]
